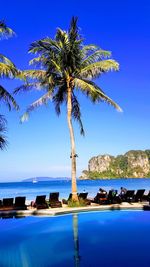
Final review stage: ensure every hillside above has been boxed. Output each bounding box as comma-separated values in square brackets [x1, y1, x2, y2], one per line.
[80, 150, 150, 179]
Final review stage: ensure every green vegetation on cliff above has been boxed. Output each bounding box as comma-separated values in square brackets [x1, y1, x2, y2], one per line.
[80, 150, 150, 179]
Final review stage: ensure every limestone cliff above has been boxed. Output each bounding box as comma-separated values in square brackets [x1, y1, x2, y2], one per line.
[80, 150, 150, 179]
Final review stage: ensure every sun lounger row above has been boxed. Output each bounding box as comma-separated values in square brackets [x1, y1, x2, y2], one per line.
[92, 189, 150, 205]
[0, 189, 150, 211]
[31, 193, 62, 209]
[0, 197, 27, 210]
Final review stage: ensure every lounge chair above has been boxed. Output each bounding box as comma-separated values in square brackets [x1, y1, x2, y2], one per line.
[49, 192, 62, 208]
[78, 192, 91, 205]
[14, 196, 27, 210]
[106, 190, 121, 204]
[0, 198, 14, 210]
[92, 192, 108, 204]
[134, 189, 145, 202]
[32, 195, 48, 209]
[123, 190, 135, 203]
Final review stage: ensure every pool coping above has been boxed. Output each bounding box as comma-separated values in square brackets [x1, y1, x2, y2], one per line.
[0, 202, 149, 217]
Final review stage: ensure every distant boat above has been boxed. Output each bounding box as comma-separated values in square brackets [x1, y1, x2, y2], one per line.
[32, 178, 38, 183]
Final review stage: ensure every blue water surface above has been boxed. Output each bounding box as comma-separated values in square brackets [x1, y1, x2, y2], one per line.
[0, 211, 150, 267]
[0, 178, 150, 201]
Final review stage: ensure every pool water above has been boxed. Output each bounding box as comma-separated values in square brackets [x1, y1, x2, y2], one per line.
[0, 211, 150, 267]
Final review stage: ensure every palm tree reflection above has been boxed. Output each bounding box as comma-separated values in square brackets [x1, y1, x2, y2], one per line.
[73, 214, 80, 267]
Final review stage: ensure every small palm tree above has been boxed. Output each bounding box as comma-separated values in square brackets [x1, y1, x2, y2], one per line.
[15, 17, 122, 201]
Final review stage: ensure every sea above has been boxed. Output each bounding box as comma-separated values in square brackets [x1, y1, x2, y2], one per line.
[0, 178, 150, 202]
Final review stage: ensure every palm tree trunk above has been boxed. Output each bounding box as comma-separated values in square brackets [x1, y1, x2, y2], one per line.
[67, 81, 78, 202]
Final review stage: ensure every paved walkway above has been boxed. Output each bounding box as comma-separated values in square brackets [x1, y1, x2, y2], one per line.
[0, 202, 149, 217]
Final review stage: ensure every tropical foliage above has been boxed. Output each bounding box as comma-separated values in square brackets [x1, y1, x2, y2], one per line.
[15, 17, 121, 200]
[0, 21, 19, 149]
[0, 20, 19, 110]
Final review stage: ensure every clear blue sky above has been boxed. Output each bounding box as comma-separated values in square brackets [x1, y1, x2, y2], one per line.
[0, 0, 150, 181]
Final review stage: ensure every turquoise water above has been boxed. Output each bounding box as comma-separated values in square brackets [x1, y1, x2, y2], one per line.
[0, 178, 150, 201]
[0, 211, 150, 267]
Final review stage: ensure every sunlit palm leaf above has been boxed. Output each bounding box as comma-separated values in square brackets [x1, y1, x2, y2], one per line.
[0, 54, 16, 66]
[0, 63, 18, 78]
[0, 21, 15, 39]
[82, 49, 111, 66]
[29, 56, 47, 66]
[23, 70, 46, 80]
[21, 92, 52, 122]
[74, 78, 122, 111]
[80, 60, 119, 79]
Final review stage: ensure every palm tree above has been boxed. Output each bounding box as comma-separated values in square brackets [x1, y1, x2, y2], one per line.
[15, 17, 122, 201]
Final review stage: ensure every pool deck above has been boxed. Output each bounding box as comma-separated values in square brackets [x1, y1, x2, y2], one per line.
[0, 202, 149, 217]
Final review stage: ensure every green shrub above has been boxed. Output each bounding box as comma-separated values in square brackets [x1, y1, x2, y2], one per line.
[68, 199, 87, 207]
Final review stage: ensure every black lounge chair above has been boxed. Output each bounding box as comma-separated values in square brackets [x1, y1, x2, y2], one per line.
[123, 190, 135, 203]
[106, 190, 121, 204]
[0, 198, 14, 210]
[78, 192, 91, 205]
[32, 195, 48, 209]
[14, 196, 27, 210]
[134, 189, 145, 202]
[92, 192, 108, 204]
[49, 192, 62, 208]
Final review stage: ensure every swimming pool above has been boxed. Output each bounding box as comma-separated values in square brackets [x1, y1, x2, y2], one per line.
[0, 211, 150, 267]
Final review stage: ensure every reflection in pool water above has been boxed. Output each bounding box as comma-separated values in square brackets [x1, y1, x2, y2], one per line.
[0, 211, 150, 267]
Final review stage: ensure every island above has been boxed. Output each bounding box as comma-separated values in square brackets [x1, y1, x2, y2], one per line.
[80, 150, 150, 179]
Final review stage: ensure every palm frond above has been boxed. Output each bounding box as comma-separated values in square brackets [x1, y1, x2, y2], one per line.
[29, 56, 47, 66]
[0, 54, 16, 66]
[21, 92, 52, 122]
[82, 49, 111, 66]
[74, 77, 99, 95]
[14, 82, 45, 94]
[0, 62, 18, 78]
[29, 38, 61, 55]
[23, 70, 46, 80]
[82, 44, 98, 52]
[0, 21, 15, 39]
[81, 44, 98, 58]
[72, 93, 84, 135]
[0, 85, 19, 110]
[74, 78, 122, 111]
[80, 60, 119, 79]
